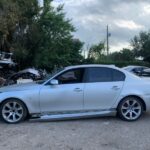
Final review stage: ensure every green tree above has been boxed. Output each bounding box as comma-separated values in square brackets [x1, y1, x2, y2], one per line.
[0, 0, 40, 67]
[88, 42, 105, 60]
[0, 0, 84, 71]
[109, 48, 134, 61]
[0, 0, 19, 51]
[131, 31, 150, 62]
[32, 2, 84, 70]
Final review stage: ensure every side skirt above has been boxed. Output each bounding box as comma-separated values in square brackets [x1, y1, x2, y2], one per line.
[30, 109, 116, 121]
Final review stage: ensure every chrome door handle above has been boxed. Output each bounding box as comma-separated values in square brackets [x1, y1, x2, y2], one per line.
[112, 86, 120, 90]
[74, 88, 83, 92]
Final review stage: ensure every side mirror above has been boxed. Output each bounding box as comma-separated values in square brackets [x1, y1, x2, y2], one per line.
[50, 79, 59, 85]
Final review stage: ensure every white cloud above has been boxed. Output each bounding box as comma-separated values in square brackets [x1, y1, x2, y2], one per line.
[115, 20, 144, 30]
[52, 0, 150, 52]
[111, 42, 131, 52]
[74, 14, 104, 27]
[54, 0, 95, 6]
[143, 5, 150, 15]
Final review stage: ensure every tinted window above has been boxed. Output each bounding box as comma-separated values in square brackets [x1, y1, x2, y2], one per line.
[87, 67, 112, 82]
[132, 68, 142, 75]
[112, 69, 125, 81]
[56, 68, 84, 84]
[86, 67, 125, 82]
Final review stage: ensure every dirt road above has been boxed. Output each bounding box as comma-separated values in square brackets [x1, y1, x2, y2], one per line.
[0, 113, 150, 150]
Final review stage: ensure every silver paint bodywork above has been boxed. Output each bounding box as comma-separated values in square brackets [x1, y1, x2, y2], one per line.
[0, 64, 150, 119]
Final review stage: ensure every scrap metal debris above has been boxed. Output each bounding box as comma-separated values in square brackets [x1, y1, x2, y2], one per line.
[4, 68, 47, 86]
[0, 52, 47, 86]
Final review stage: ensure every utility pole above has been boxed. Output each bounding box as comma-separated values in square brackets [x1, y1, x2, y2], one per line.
[106, 25, 111, 56]
[106, 25, 109, 56]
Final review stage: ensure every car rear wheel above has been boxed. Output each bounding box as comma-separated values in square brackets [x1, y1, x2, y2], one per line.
[118, 97, 143, 121]
[0, 99, 27, 123]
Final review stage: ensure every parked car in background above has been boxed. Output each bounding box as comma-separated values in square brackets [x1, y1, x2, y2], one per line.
[138, 68, 150, 80]
[122, 65, 150, 79]
[0, 64, 150, 124]
[122, 66, 149, 75]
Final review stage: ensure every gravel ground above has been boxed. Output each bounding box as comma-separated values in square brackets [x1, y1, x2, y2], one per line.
[0, 113, 150, 150]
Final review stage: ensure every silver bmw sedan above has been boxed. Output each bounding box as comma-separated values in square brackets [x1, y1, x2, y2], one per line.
[0, 64, 150, 123]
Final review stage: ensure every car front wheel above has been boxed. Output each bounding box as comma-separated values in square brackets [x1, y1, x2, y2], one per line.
[118, 97, 143, 121]
[0, 99, 27, 123]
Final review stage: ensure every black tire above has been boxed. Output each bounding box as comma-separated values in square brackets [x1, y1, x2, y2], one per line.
[117, 97, 143, 121]
[0, 99, 27, 124]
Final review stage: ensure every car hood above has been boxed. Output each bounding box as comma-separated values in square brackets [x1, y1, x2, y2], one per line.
[0, 82, 41, 92]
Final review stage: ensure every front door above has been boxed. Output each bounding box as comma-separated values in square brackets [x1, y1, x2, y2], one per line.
[40, 68, 85, 113]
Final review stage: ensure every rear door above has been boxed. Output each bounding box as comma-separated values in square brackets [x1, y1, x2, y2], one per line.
[84, 67, 125, 110]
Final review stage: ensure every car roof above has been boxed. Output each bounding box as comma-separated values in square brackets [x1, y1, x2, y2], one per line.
[65, 64, 116, 70]
[123, 65, 147, 69]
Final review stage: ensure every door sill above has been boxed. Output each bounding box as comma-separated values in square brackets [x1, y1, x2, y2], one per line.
[30, 109, 116, 121]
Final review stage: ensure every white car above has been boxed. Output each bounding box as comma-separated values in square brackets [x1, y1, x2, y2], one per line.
[0, 64, 150, 123]
[122, 65, 148, 75]
[123, 65, 150, 80]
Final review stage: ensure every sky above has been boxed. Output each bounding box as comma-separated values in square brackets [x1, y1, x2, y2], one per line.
[51, 0, 150, 52]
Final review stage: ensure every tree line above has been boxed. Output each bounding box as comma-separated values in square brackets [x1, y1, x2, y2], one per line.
[87, 30, 150, 67]
[0, 0, 150, 71]
[0, 0, 84, 71]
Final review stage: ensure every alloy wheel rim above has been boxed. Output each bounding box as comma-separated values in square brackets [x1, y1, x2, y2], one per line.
[121, 99, 141, 120]
[2, 102, 23, 123]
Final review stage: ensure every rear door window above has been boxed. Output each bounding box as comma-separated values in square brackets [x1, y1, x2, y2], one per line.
[112, 69, 125, 81]
[85, 67, 125, 83]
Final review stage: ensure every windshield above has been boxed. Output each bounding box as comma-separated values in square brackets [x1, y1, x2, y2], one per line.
[37, 68, 64, 84]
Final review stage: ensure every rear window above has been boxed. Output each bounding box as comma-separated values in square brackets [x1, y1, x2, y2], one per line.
[86, 67, 125, 83]
[112, 69, 125, 81]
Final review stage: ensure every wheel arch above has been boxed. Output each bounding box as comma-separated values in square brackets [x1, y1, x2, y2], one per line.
[117, 95, 146, 111]
[0, 97, 30, 115]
